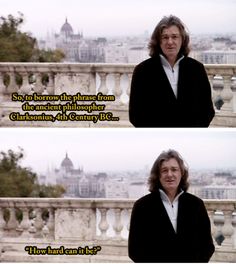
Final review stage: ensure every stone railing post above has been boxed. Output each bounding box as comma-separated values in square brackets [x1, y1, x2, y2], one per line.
[18, 207, 31, 237]
[47, 208, 55, 235]
[7, 72, 18, 94]
[113, 73, 122, 104]
[113, 208, 123, 240]
[0, 73, 6, 97]
[213, 210, 225, 247]
[231, 77, 236, 113]
[98, 208, 109, 239]
[46, 73, 55, 95]
[208, 74, 216, 108]
[0, 207, 5, 258]
[0, 208, 5, 234]
[5, 207, 18, 231]
[20, 72, 32, 94]
[33, 73, 44, 94]
[89, 72, 96, 94]
[127, 73, 132, 97]
[220, 75, 234, 113]
[212, 75, 224, 109]
[208, 209, 217, 246]
[127, 208, 132, 232]
[34, 207, 44, 235]
[221, 210, 234, 249]
[42, 222, 50, 238]
[98, 72, 108, 95]
[232, 213, 236, 249]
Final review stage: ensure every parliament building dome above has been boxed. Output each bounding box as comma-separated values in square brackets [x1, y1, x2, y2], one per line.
[60, 18, 74, 37]
[61, 153, 74, 172]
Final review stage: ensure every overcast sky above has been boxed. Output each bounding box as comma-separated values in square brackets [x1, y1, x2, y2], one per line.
[1, 0, 236, 38]
[0, 128, 236, 174]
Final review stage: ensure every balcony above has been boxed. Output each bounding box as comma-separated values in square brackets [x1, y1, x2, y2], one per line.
[0, 63, 236, 127]
[0, 198, 235, 262]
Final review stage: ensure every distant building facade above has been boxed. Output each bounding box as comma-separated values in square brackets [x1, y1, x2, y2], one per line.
[200, 186, 236, 199]
[54, 153, 106, 197]
[128, 181, 148, 198]
[55, 18, 83, 62]
[40, 18, 105, 62]
[200, 51, 236, 64]
[104, 42, 149, 63]
[105, 178, 129, 198]
[190, 171, 236, 199]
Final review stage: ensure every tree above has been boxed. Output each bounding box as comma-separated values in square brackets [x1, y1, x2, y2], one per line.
[37, 49, 65, 63]
[0, 148, 65, 197]
[0, 13, 65, 62]
[32, 184, 66, 198]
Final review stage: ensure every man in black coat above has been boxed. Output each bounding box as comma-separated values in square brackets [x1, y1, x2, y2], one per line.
[128, 150, 215, 262]
[129, 15, 215, 127]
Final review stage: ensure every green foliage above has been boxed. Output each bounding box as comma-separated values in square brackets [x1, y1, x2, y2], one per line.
[0, 148, 65, 197]
[0, 13, 36, 62]
[0, 13, 65, 62]
[0, 148, 35, 197]
[37, 49, 65, 62]
[32, 184, 66, 198]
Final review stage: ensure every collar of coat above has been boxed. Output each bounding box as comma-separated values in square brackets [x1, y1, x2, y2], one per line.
[159, 188, 184, 205]
[159, 54, 184, 70]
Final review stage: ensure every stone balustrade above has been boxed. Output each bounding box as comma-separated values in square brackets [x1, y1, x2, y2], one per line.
[205, 64, 236, 127]
[204, 200, 236, 262]
[0, 198, 235, 262]
[0, 63, 236, 127]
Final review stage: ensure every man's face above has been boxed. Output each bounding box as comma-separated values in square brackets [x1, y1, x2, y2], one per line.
[160, 25, 182, 63]
[159, 158, 182, 194]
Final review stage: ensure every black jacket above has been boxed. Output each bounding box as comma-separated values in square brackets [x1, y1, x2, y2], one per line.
[128, 191, 215, 262]
[129, 56, 215, 127]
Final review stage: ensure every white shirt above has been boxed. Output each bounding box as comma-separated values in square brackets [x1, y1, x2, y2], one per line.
[159, 189, 183, 233]
[160, 54, 184, 98]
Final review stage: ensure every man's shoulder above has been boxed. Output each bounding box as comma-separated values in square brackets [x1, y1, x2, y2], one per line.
[134, 192, 159, 207]
[181, 56, 204, 68]
[134, 57, 160, 70]
[181, 192, 204, 205]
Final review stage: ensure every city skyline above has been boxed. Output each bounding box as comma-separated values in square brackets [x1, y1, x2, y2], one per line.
[1, 0, 236, 38]
[0, 128, 236, 174]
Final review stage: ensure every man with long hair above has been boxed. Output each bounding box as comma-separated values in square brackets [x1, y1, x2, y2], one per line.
[129, 15, 215, 127]
[128, 149, 215, 262]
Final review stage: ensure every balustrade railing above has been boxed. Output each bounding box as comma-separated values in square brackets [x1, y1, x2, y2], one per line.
[205, 65, 236, 127]
[0, 198, 235, 262]
[0, 63, 236, 127]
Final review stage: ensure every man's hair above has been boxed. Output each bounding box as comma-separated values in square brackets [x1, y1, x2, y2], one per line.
[148, 149, 189, 193]
[148, 15, 190, 57]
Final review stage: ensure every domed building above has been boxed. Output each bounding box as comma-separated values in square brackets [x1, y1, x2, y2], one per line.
[54, 18, 105, 62]
[57, 18, 82, 41]
[55, 153, 106, 198]
[55, 18, 83, 61]
[60, 153, 74, 173]
[60, 18, 74, 38]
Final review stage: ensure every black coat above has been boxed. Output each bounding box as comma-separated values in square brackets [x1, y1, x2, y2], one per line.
[129, 56, 215, 127]
[128, 191, 215, 262]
